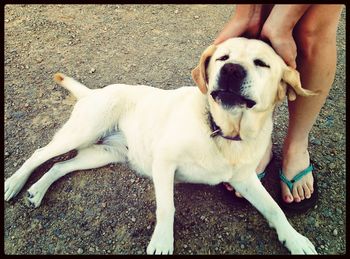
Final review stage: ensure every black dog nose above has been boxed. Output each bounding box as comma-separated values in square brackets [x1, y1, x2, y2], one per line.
[218, 63, 247, 92]
[221, 63, 246, 80]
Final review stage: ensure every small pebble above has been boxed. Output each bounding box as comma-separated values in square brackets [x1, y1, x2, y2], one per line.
[333, 229, 338, 236]
[84, 231, 92, 236]
[88, 247, 95, 252]
[174, 10, 178, 14]
[131, 217, 136, 222]
[310, 138, 321, 145]
[194, 15, 199, 19]
[240, 244, 245, 249]
[89, 68, 96, 74]
[77, 248, 83, 254]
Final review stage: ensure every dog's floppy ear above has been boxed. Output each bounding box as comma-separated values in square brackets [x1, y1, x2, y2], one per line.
[280, 66, 318, 101]
[276, 81, 297, 102]
[191, 45, 217, 94]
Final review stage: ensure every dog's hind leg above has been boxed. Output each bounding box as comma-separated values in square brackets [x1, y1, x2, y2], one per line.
[5, 135, 86, 202]
[5, 97, 119, 202]
[26, 143, 126, 208]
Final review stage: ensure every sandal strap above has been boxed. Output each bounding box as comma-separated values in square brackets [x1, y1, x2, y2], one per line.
[257, 171, 266, 180]
[279, 164, 314, 192]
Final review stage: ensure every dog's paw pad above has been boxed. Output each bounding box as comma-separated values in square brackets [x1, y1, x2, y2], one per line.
[146, 233, 174, 255]
[281, 231, 317, 254]
[146, 244, 173, 255]
[27, 191, 34, 199]
[4, 175, 25, 201]
[26, 187, 44, 208]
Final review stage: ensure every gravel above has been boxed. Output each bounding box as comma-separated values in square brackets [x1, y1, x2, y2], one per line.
[4, 4, 345, 255]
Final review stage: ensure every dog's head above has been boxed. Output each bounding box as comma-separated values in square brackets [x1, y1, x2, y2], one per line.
[192, 37, 317, 139]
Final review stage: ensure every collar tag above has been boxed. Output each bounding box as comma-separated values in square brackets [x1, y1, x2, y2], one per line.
[210, 129, 221, 138]
[208, 112, 242, 141]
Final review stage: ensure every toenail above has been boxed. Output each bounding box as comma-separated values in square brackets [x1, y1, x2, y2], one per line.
[285, 196, 293, 202]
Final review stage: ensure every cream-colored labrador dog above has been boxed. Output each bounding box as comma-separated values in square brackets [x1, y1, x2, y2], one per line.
[5, 38, 317, 254]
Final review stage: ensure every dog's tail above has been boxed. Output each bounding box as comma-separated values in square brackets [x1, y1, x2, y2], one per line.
[53, 73, 92, 100]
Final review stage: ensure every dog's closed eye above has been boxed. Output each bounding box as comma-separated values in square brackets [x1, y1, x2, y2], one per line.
[216, 55, 229, 61]
[254, 59, 270, 68]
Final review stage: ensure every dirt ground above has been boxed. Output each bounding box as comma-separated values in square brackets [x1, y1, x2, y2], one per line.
[4, 5, 346, 255]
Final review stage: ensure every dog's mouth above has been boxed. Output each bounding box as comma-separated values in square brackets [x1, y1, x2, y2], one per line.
[210, 90, 256, 108]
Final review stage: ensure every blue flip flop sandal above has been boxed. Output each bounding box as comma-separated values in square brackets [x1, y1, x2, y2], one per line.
[279, 163, 318, 213]
[257, 171, 266, 181]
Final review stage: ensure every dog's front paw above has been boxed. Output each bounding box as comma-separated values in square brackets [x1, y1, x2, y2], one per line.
[279, 229, 317, 254]
[4, 174, 26, 201]
[146, 229, 174, 255]
[26, 183, 47, 208]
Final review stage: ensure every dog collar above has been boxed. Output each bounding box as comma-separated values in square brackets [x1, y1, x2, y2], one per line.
[208, 112, 242, 141]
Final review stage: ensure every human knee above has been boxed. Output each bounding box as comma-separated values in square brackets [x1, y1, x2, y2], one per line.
[295, 23, 337, 60]
[294, 7, 341, 59]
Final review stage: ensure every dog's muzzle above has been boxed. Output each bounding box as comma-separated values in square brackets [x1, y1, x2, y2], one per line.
[211, 90, 256, 108]
[212, 63, 256, 108]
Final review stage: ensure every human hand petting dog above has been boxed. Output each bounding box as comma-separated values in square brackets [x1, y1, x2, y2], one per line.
[213, 5, 268, 41]
[214, 4, 310, 69]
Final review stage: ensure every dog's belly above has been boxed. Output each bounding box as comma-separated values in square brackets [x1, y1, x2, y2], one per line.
[124, 146, 233, 185]
[174, 163, 232, 185]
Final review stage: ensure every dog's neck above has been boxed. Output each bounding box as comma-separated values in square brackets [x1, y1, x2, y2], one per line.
[208, 112, 242, 141]
[206, 99, 244, 140]
[207, 102, 275, 142]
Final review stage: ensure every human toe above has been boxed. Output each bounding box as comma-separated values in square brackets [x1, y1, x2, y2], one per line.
[292, 186, 301, 203]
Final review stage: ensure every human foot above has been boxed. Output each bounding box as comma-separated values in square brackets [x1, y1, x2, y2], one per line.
[281, 147, 314, 204]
